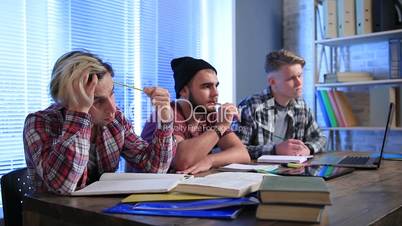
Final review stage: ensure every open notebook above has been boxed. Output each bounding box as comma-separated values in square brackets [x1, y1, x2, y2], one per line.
[257, 155, 314, 164]
[71, 173, 189, 196]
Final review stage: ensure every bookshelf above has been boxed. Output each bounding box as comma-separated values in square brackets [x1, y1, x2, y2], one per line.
[321, 127, 402, 131]
[314, 1, 402, 148]
[315, 79, 402, 88]
[315, 29, 402, 46]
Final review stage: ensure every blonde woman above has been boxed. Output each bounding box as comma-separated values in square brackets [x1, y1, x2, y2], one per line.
[23, 50, 176, 195]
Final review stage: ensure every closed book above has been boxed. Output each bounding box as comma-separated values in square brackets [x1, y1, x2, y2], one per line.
[174, 172, 265, 198]
[259, 176, 331, 205]
[256, 204, 325, 223]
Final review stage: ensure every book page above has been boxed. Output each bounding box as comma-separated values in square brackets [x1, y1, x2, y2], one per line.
[71, 178, 179, 196]
[176, 172, 266, 196]
[99, 173, 190, 181]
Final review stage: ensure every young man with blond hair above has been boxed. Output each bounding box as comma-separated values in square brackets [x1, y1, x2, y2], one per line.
[234, 50, 326, 159]
[23, 50, 176, 194]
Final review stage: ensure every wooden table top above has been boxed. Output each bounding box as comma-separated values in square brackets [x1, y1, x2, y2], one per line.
[23, 160, 402, 226]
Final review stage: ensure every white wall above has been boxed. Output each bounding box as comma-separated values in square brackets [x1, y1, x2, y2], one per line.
[234, 0, 283, 103]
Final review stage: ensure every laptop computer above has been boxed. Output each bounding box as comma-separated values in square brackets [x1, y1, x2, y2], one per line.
[311, 103, 393, 169]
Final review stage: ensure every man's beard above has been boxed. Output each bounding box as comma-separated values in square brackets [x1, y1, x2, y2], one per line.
[188, 92, 215, 113]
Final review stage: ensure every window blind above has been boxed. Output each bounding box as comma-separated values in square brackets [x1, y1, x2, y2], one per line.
[0, 0, 234, 207]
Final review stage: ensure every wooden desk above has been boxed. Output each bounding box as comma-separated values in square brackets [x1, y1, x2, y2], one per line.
[23, 160, 402, 226]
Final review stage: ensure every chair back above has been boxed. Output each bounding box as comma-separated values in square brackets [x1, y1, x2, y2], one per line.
[1, 167, 33, 226]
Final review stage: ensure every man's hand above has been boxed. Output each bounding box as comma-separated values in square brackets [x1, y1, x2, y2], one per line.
[143, 87, 172, 122]
[216, 103, 238, 132]
[275, 139, 310, 156]
[68, 70, 98, 113]
[176, 156, 213, 175]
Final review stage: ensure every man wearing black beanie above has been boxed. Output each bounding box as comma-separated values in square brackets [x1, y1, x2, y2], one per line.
[141, 56, 250, 174]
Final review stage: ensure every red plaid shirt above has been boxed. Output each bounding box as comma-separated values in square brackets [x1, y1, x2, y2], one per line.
[23, 104, 176, 195]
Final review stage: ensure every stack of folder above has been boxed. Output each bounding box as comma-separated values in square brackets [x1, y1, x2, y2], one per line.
[104, 192, 259, 219]
[256, 176, 331, 223]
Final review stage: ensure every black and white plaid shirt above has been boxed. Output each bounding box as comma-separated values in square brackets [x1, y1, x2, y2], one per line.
[233, 87, 327, 159]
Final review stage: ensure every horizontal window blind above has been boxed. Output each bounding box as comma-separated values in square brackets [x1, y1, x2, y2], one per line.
[0, 0, 234, 207]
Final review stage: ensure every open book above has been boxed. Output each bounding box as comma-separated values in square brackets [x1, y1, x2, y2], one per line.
[174, 172, 266, 198]
[71, 173, 188, 196]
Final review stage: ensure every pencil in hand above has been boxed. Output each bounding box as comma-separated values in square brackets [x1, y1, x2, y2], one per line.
[114, 81, 143, 92]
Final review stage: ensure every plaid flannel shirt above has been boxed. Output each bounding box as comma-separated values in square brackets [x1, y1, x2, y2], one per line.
[23, 104, 176, 195]
[233, 88, 326, 159]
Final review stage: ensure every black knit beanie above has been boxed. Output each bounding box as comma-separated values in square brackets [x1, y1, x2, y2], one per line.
[171, 56, 217, 98]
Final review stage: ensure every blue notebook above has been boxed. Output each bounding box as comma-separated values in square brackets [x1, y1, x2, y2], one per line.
[104, 204, 243, 219]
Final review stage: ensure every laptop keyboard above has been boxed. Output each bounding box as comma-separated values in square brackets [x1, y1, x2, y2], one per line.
[338, 156, 370, 165]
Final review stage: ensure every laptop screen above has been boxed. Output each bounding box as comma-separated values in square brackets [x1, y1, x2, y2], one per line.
[376, 103, 394, 168]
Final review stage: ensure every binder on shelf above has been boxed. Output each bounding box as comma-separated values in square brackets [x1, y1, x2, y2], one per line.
[328, 90, 346, 127]
[316, 90, 331, 127]
[355, 0, 373, 35]
[332, 91, 358, 127]
[337, 0, 356, 37]
[389, 39, 402, 79]
[323, 0, 338, 38]
[320, 90, 339, 127]
[373, 0, 402, 32]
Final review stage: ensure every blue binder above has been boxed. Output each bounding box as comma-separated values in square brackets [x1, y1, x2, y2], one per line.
[131, 197, 259, 210]
[103, 197, 259, 219]
[104, 204, 243, 219]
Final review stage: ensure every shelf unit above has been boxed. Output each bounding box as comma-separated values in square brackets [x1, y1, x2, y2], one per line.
[314, 4, 402, 150]
[321, 127, 402, 131]
[315, 29, 402, 46]
[315, 79, 402, 88]
[314, 32, 402, 130]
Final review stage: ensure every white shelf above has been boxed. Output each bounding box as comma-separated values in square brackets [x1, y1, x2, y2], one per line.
[321, 127, 402, 131]
[315, 79, 402, 88]
[315, 29, 402, 46]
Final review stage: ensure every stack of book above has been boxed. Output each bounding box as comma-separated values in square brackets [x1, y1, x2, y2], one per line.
[256, 176, 331, 223]
[323, 72, 373, 83]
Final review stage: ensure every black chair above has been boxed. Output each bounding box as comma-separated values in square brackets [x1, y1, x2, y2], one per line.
[1, 168, 34, 226]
